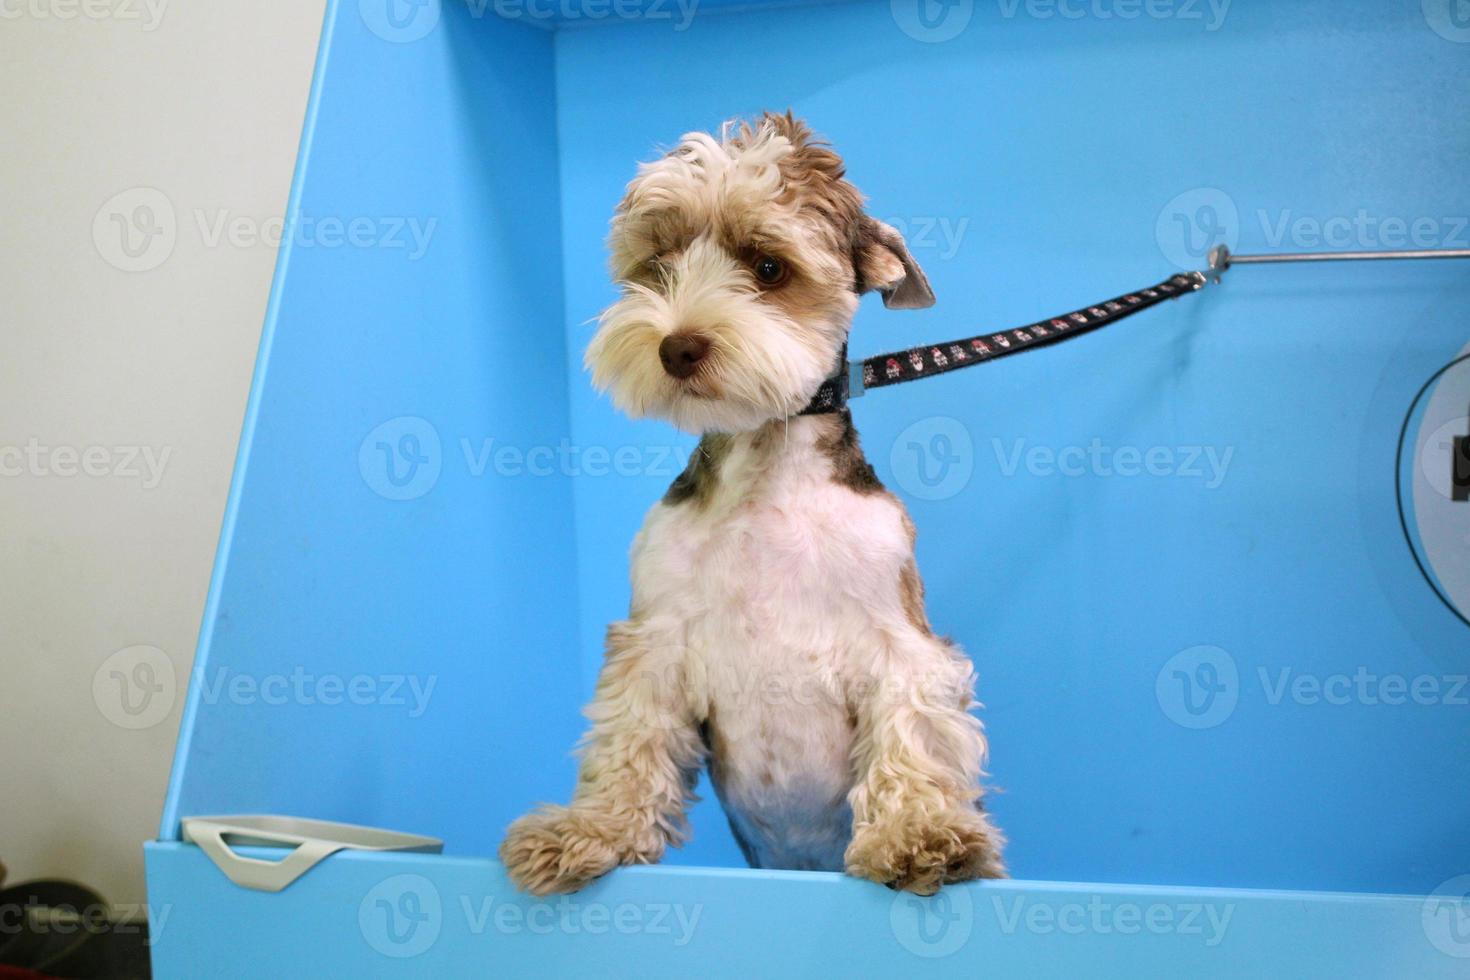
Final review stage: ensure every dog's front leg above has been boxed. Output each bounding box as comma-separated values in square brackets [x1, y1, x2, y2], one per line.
[500, 620, 701, 895]
[844, 633, 1006, 894]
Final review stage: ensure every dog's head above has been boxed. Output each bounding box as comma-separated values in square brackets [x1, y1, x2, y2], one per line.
[586, 112, 933, 434]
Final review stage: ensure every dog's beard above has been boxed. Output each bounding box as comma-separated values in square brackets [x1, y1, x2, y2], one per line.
[586, 242, 842, 434]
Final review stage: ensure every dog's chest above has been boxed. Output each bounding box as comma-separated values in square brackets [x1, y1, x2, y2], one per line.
[640, 447, 907, 643]
[632, 432, 914, 867]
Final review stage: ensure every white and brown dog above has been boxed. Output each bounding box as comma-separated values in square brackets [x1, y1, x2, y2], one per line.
[501, 112, 1004, 896]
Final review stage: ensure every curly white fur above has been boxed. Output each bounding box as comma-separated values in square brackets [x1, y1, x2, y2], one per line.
[586, 238, 834, 433]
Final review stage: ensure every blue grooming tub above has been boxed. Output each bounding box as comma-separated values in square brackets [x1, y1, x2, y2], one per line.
[145, 0, 1470, 974]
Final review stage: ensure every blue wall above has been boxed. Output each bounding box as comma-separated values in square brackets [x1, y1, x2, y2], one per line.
[161, 4, 586, 855]
[553, 0, 1470, 891]
[162, 0, 1470, 898]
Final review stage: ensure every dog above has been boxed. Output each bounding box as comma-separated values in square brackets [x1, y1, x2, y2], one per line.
[500, 112, 1004, 896]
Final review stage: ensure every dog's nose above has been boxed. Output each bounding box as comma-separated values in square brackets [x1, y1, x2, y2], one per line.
[658, 333, 711, 380]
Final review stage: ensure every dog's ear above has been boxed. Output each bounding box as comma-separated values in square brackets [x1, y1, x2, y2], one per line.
[854, 216, 935, 310]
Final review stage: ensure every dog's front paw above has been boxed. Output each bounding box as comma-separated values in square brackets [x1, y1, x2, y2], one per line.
[845, 806, 1006, 895]
[499, 805, 653, 896]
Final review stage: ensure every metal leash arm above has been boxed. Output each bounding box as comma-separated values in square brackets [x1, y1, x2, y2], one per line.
[800, 245, 1470, 416]
[1208, 244, 1470, 270]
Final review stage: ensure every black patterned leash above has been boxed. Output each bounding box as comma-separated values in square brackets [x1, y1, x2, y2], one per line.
[800, 271, 1209, 415]
[803, 243, 1470, 416]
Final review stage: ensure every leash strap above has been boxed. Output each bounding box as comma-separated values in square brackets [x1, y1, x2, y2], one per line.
[800, 271, 1209, 415]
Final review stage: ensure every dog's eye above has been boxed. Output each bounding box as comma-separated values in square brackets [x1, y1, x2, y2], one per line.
[752, 254, 787, 286]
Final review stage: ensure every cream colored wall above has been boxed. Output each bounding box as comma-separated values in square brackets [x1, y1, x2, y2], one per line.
[0, 0, 327, 907]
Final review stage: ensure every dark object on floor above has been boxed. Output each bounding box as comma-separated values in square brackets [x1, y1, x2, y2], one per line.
[0, 861, 151, 980]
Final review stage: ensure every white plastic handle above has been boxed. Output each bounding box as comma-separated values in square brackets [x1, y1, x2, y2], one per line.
[182, 815, 441, 892]
[188, 820, 347, 893]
